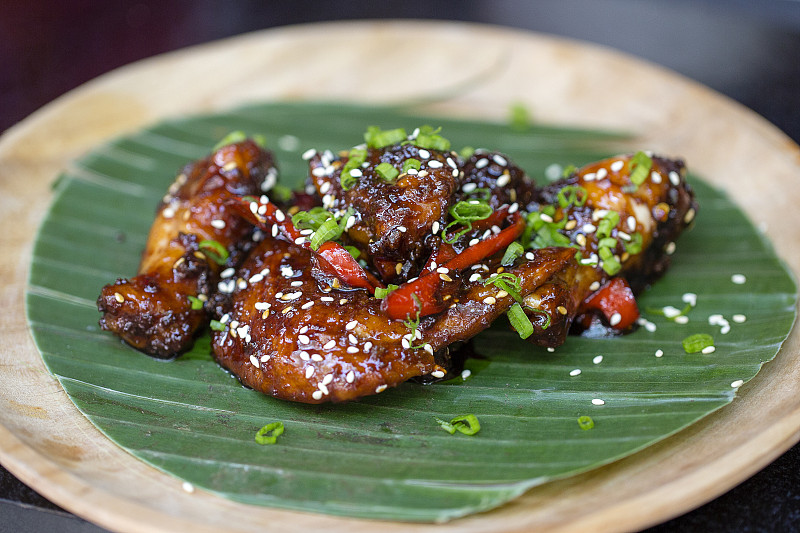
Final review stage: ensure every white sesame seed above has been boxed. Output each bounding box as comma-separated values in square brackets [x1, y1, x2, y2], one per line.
[547, 347, 555, 353]
[318, 383, 329, 395]
[682, 293, 698, 306]
[591, 398, 605, 406]
[321, 296, 334, 302]
[348, 333, 358, 344]
[582, 223, 596, 233]
[731, 379, 744, 388]
[596, 168, 608, 179]
[483, 296, 497, 305]
[593, 355, 603, 364]
[210, 219, 226, 230]
[346, 346, 359, 354]
[401, 338, 411, 349]
[733, 314, 747, 323]
[345, 320, 358, 331]
[182, 481, 195, 493]
[301, 301, 314, 310]
[375, 384, 388, 393]
[424, 344, 434, 355]
[220, 267, 235, 279]
[427, 160, 444, 169]
[610, 160, 624, 172]
[674, 316, 689, 324]
[271, 224, 279, 237]
[468, 273, 481, 283]
[655, 349, 664, 358]
[248, 273, 264, 284]
[431, 221, 440, 234]
[669, 171, 681, 186]
[364, 342, 372, 352]
[731, 274, 747, 285]
[323, 340, 336, 350]
[570, 369, 582, 377]
[162, 207, 175, 219]
[431, 370, 446, 378]
[321, 373, 334, 385]
[397, 226, 407, 233]
[461, 369, 471, 380]
[311, 166, 327, 177]
[496, 174, 511, 187]
[299, 229, 313, 236]
[609, 313, 622, 326]
[469, 238, 480, 246]
[446, 157, 457, 169]
[525, 252, 535, 260]
[492, 154, 507, 166]
[702, 346, 716, 354]
[312, 390, 323, 400]
[540, 214, 554, 223]
[260, 354, 271, 362]
[584, 172, 596, 182]
[291, 280, 303, 287]
[311, 354, 323, 362]
[349, 168, 362, 178]
[589, 281, 601, 291]
[626, 216, 636, 232]
[508, 202, 519, 214]
[305, 366, 315, 378]
[294, 237, 306, 245]
[475, 158, 489, 169]
[113, 292, 124, 303]
[302, 148, 317, 160]
[345, 370, 355, 383]
[250, 354, 260, 367]
[417, 149, 430, 159]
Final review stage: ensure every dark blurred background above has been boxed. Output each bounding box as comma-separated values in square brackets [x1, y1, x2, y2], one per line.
[1, 1, 799, 532]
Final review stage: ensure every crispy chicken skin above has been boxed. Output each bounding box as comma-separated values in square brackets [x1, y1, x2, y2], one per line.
[211, 238, 574, 403]
[97, 140, 276, 358]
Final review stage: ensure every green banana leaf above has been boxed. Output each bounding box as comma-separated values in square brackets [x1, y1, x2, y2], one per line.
[26, 102, 797, 522]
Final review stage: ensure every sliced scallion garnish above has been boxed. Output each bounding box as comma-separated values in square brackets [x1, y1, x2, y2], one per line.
[682, 333, 715, 354]
[255, 422, 284, 445]
[507, 302, 534, 339]
[374, 284, 399, 299]
[557, 185, 588, 208]
[450, 414, 481, 436]
[483, 272, 522, 302]
[209, 320, 225, 332]
[365, 126, 407, 149]
[442, 200, 493, 243]
[187, 295, 204, 310]
[629, 151, 653, 186]
[198, 240, 229, 265]
[577, 416, 595, 430]
[375, 162, 400, 182]
[501, 241, 525, 266]
[213, 130, 248, 150]
[413, 125, 450, 151]
[402, 158, 421, 173]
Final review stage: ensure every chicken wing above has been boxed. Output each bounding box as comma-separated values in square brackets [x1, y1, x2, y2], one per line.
[97, 139, 276, 357]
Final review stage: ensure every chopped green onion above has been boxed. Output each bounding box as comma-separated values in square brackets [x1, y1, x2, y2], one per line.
[465, 187, 492, 202]
[292, 207, 331, 231]
[450, 414, 481, 436]
[557, 185, 588, 208]
[629, 151, 653, 186]
[340, 147, 367, 190]
[413, 125, 450, 151]
[501, 241, 525, 266]
[625, 232, 643, 255]
[509, 102, 531, 131]
[596, 211, 620, 239]
[528, 308, 552, 330]
[365, 126, 407, 149]
[561, 164, 577, 178]
[459, 146, 475, 159]
[198, 240, 229, 265]
[577, 416, 595, 430]
[310, 217, 342, 250]
[483, 272, 522, 302]
[598, 246, 621, 275]
[682, 333, 715, 354]
[269, 184, 292, 203]
[187, 295, 204, 310]
[507, 302, 534, 339]
[434, 417, 456, 434]
[374, 284, 399, 299]
[344, 246, 361, 259]
[442, 200, 493, 243]
[597, 237, 617, 248]
[402, 158, 421, 173]
[375, 162, 399, 182]
[255, 422, 284, 445]
[213, 130, 248, 150]
[210, 320, 225, 331]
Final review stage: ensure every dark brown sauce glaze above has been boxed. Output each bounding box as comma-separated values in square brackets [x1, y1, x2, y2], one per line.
[97, 140, 276, 358]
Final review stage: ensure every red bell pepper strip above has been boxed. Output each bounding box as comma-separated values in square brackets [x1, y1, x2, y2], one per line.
[581, 277, 639, 330]
[228, 196, 382, 293]
[382, 212, 525, 320]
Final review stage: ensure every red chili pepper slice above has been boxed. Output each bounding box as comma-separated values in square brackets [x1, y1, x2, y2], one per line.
[228, 196, 382, 293]
[382, 212, 525, 320]
[581, 277, 639, 330]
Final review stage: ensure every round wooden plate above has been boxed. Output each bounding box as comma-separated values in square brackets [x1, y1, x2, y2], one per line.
[1, 20, 798, 533]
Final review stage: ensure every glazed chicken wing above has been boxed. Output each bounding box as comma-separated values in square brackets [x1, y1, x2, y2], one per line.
[97, 139, 277, 357]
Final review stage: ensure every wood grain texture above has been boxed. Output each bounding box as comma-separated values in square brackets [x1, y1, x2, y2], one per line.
[0, 20, 798, 532]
